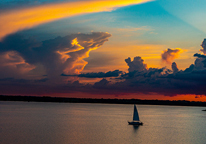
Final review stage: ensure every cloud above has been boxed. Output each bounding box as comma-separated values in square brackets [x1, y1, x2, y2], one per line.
[2, 53, 206, 97]
[161, 48, 183, 64]
[94, 54, 206, 96]
[171, 62, 178, 73]
[193, 53, 206, 69]
[125, 56, 147, 72]
[0, 51, 35, 78]
[62, 70, 123, 78]
[200, 38, 206, 54]
[0, 32, 111, 82]
[93, 78, 110, 88]
[0, 0, 152, 40]
[118, 53, 206, 96]
[194, 53, 206, 58]
[2, 36, 206, 98]
[0, 77, 48, 84]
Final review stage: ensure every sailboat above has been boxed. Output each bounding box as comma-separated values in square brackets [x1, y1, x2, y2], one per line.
[128, 105, 143, 125]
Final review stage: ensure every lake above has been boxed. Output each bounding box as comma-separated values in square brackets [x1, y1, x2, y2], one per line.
[0, 101, 206, 144]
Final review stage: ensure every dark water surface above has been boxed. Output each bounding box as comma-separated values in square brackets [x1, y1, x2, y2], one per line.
[1, 101, 206, 144]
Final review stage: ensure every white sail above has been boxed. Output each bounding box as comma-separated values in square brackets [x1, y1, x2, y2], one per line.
[133, 105, 140, 121]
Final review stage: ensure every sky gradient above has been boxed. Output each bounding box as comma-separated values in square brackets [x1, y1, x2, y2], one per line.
[1, 0, 206, 101]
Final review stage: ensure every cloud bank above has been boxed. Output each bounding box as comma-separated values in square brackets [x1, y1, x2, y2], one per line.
[1, 34, 206, 98]
[2, 52, 206, 97]
[88, 53, 206, 97]
[0, 0, 152, 40]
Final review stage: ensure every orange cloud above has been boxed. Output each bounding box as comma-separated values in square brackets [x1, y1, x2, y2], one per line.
[0, 0, 152, 40]
[57, 38, 89, 74]
[56, 32, 111, 75]
[161, 48, 183, 64]
[0, 51, 35, 71]
[56, 38, 84, 63]
[0, 51, 35, 77]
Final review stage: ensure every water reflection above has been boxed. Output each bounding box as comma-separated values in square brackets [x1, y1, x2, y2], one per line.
[1, 102, 206, 144]
[132, 125, 140, 132]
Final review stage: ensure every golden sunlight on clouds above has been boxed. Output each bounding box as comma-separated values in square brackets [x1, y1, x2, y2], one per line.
[0, 0, 152, 40]
[56, 38, 84, 63]
[161, 48, 184, 64]
[56, 38, 88, 74]
[58, 36, 108, 75]
[0, 51, 35, 73]
[95, 44, 166, 69]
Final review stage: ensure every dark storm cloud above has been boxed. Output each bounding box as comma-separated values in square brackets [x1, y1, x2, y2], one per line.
[61, 70, 123, 78]
[193, 53, 206, 58]
[171, 62, 178, 73]
[0, 32, 111, 82]
[78, 51, 206, 96]
[193, 53, 206, 69]
[2, 52, 206, 97]
[0, 77, 48, 84]
[200, 39, 206, 54]
[125, 56, 147, 72]
[114, 53, 206, 96]
[93, 78, 110, 88]
[1, 36, 206, 98]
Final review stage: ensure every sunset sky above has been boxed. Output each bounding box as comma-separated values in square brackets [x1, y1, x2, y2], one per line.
[1, 0, 206, 101]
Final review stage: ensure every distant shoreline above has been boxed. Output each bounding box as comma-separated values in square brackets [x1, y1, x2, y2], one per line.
[1, 95, 206, 107]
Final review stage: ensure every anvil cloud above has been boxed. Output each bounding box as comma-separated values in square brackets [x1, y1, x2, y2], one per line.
[0, 32, 111, 83]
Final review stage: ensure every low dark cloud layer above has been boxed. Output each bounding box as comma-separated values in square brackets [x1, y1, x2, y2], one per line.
[61, 70, 122, 78]
[3, 53, 206, 97]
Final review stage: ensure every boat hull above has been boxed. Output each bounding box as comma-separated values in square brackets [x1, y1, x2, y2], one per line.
[128, 121, 143, 125]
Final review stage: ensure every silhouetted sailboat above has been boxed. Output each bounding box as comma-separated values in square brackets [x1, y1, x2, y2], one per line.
[128, 105, 143, 125]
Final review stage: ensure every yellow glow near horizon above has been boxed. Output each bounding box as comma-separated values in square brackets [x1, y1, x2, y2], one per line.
[0, 0, 152, 40]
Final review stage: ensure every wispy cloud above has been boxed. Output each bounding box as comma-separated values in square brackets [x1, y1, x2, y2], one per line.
[0, 0, 152, 40]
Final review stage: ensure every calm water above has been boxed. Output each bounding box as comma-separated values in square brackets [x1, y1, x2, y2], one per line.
[1, 101, 206, 144]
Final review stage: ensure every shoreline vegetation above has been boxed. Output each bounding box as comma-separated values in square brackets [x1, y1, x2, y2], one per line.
[0, 95, 206, 107]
